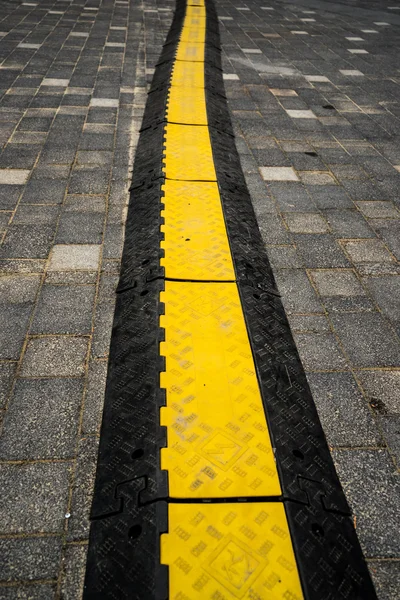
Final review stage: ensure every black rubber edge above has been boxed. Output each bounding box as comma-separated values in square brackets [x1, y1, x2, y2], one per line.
[205, 1, 378, 599]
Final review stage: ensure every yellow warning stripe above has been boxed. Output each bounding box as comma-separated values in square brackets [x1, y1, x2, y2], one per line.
[160, 2, 303, 597]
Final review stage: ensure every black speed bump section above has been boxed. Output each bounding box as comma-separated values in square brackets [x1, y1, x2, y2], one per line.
[83, 0, 379, 598]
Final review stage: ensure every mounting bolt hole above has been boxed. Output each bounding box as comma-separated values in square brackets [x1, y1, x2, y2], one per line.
[132, 448, 144, 460]
[185, 238, 190, 242]
[253, 293, 260, 300]
[292, 449, 304, 460]
[311, 523, 324, 537]
[140, 290, 149, 297]
[128, 524, 142, 539]
[141, 259, 149, 266]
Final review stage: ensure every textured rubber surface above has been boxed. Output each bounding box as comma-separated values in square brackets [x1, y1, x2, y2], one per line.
[162, 503, 303, 599]
[160, 281, 280, 498]
[161, 180, 234, 280]
[84, 0, 379, 597]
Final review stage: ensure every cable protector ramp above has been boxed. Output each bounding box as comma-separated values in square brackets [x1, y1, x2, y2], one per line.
[83, 0, 378, 599]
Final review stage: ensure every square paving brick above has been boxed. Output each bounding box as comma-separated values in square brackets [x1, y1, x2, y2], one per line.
[0, 462, 71, 533]
[369, 561, 400, 600]
[331, 313, 400, 367]
[284, 212, 329, 233]
[0, 378, 83, 460]
[294, 234, 350, 268]
[357, 371, 400, 415]
[0, 305, 33, 360]
[333, 450, 400, 557]
[309, 269, 364, 296]
[273, 268, 323, 314]
[260, 166, 299, 181]
[0, 169, 30, 184]
[31, 284, 95, 334]
[294, 332, 348, 371]
[364, 276, 400, 329]
[60, 545, 87, 600]
[67, 436, 98, 541]
[307, 372, 379, 446]
[0, 585, 56, 599]
[21, 180, 67, 204]
[0, 225, 55, 259]
[0, 537, 62, 582]
[357, 201, 399, 219]
[21, 336, 88, 377]
[48, 244, 101, 271]
[0, 363, 16, 409]
[341, 239, 395, 263]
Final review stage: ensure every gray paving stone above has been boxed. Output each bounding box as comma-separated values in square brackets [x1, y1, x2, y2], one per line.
[0, 536, 62, 582]
[0, 362, 16, 409]
[56, 212, 104, 244]
[331, 313, 400, 368]
[309, 269, 364, 296]
[0, 225, 55, 259]
[342, 239, 395, 263]
[67, 436, 99, 541]
[357, 371, 400, 415]
[333, 450, 400, 557]
[324, 209, 374, 238]
[82, 359, 107, 434]
[31, 284, 95, 334]
[294, 234, 350, 268]
[0, 462, 71, 533]
[21, 336, 88, 377]
[265, 245, 303, 268]
[294, 332, 348, 371]
[0, 185, 24, 210]
[21, 180, 67, 204]
[48, 245, 100, 271]
[0, 305, 32, 360]
[284, 212, 329, 233]
[0, 378, 83, 460]
[0, 585, 56, 599]
[369, 561, 400, 600]
[0, 274, 40, 304]
[274, 268, 323, 314]
[60, 544, 87, 600]
[307, 372, 379, 446]
[364, 276, 400, 330]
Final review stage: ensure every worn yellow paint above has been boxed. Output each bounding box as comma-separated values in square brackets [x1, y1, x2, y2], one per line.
[161, 503, 304, 599]
[176, 40, 205, 62]
[160, 282, 280, 498]
[170, 60, 205, 88]
[160, 180, 234, 279]
[164, 123, 216, 181]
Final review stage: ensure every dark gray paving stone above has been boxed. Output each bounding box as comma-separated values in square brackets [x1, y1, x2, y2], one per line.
[0, 146, 40, 169]
[56, 212, 104, 244]
[0, 225, 54, 259]
[60, 544, 87, 600]
[82, 359, 107, 434]
[67, 436, 98, 541]
[294, 332, 348, 371]
[0, 536, 62, 582]
[293, 234, 350, 268]
[91, 302, 115, 359]
[21, 336, 88, 378]
[0, 274, 40, 304]
[333, 450, 400, 557]
[0, 185, 24, 210]
[307, 372, 379, 447]
[288, 314, 331, 334]
[274, 268, 323, 314]
[0, 378, 83, 460]
[369, 561, 400, 600]
[265, 245, 303, 268]
[364, 276, 400, 330]
[324, 209, 374, 238]
[12, 205, 60, 225]
[0, 462, 71, 533]
[68, 168, 109, 195]
[0, 305, 32, 360]
[0, 585, 56, 599]
[357, 371, 400, 415]
[21, 180, 67, 204]
[0, 362, 16, 410]
[379, 416, 400, 466]
[331, 313, 400, 368]
[31, 284, 95, 334]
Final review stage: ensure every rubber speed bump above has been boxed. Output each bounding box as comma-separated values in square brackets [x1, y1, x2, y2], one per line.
[162, 503, 303, 599]
[164, 123, 216, 181]
[167, 86, 208, 125]
[170, 60, 205, 88]
[176, 41, 205, 62]
[160, 281, 280, 498]
[160, 180, 234, 280]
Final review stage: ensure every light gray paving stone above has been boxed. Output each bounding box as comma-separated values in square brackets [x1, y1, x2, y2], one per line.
[294, 332, 348, 371]
[48, 245, 101, 271]
[309, 269, 364, 296]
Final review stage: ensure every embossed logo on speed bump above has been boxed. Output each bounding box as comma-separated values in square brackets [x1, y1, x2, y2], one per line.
[160, 282, 281, 499]
[161, 503, 304, 599]
[201, 431, 246, 470]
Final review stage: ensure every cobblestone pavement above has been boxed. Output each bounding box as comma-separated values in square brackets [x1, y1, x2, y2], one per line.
[0, 0, 173, 597]
[219, 0, 400, 597]
[0, 0, 399, 599]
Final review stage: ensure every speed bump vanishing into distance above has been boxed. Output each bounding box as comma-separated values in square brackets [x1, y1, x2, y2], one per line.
[83, 1, 378, 599]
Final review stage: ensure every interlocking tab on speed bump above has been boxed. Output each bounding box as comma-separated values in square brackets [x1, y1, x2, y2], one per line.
[161, 503, 303, 600]
[160, 281, 281, 499]
[164, 123, 216, 181]
[160, 180, 234, 280]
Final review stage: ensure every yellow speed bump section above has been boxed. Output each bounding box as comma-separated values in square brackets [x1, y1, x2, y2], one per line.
[161, 503, 304, 600]
[160, 282, 281, 499]
[186, 6, 206, 17]
[180, 27, 206, 44]
[176, 41, 205, 62]
[167, 86, 207, 125]
[160, 180, 234, 280]
[170, 60, 205, 89]
[164, 124, 216, 181]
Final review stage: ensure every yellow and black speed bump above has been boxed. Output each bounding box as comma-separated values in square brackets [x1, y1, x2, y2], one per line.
[84, 1, 378, 599]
